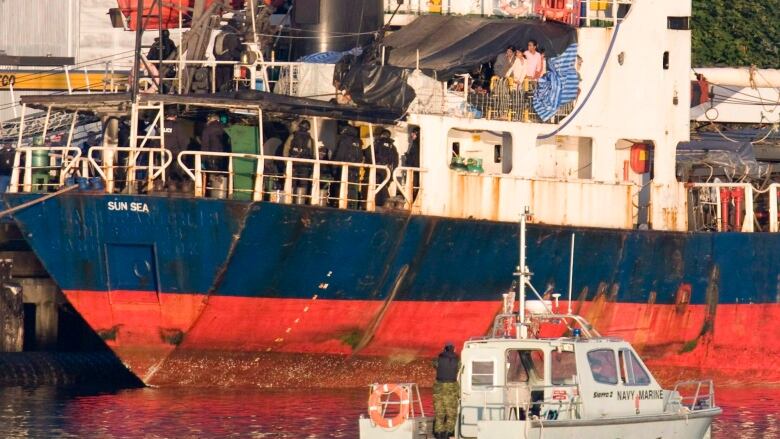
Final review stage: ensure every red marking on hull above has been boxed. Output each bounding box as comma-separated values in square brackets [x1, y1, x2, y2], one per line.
[64, 290, 780, 385]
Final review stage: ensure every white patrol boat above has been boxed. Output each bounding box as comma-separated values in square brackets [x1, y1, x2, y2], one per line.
[359, 209, 721, 439]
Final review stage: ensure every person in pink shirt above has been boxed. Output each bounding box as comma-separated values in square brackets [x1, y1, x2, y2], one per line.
[523, 40, 544, 79]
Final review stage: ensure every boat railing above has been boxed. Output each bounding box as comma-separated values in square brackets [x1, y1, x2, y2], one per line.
[87, 146, 173, 194]
[392, 166, 424, 212]
[685, 182, 768, 232]
[8, 146, 82, 194]
[410, 77, 574, 124]
[485, 312, 601, 340]
[177, 151, 393, 211]
[135, 58, 304, 96]
[383, 0, 632, 27]
[468, 383, 582, 422]
[666, 380, 716, 412]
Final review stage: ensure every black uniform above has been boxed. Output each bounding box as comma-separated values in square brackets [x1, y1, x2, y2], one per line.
[163, 117, 191, 187]
[285, 129, 315, 191]
[332, 126, 363, 207]
[370, 136, 399, 206]
[201, 120, 228, 170]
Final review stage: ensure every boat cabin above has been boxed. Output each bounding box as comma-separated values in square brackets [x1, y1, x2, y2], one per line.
[459, 336, 665, 436]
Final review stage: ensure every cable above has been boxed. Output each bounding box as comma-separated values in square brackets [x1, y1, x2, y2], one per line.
[538, 21, 622, 140]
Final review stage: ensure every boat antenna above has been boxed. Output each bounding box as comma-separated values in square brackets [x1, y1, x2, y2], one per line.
[516, 207, 531, 339]
[567, 233, 575, 315]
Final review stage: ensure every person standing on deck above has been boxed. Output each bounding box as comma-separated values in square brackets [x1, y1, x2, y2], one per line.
[433, 342, 460, 439]
[162, 107, 191, 193]
[524, 40, 544, 79]
[201, 113, 229, 198]
[367, 129, 399, 207]
[332, 125, 363, 208]
[283, 119, 315, 202]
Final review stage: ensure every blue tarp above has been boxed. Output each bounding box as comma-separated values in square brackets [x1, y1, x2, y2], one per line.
[533, 43, 579, 121]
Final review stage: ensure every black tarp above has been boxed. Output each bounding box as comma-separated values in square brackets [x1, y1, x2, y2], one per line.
[337, 15, 577, 111]
[382, 15, 577, 80]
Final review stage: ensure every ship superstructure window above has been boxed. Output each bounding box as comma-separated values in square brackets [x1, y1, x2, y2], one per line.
[471, 360, 495, 387]
[618, 349, 651, 386]
[506, 350, 545, 383]
[587, 349, 618, 385]
[663, 51, 670, 70]
[551, 350, 577, 385]
[448, 129, 512, 174]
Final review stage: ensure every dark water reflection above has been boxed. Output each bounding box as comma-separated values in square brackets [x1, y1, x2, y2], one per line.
[0, 386, 777, 438]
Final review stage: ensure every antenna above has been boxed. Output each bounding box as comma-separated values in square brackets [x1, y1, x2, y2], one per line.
[567, 233, 575, 315]
[516, 207, 531, 339]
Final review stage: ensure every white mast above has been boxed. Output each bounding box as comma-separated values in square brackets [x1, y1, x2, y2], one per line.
[517, 207, 530, 339]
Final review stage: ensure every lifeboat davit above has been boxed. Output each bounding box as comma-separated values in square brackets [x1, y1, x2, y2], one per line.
[116, 0, 247, 30]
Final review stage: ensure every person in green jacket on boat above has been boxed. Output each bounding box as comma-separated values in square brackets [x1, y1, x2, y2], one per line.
[433, 342, 460, 439]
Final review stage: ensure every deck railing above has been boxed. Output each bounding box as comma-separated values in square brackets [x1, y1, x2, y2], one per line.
[392, 166, 424, 212]
[411, 78, 574, 124]
[177, 152, 393, 211]
[383, 0, 632, 27]
[666, 380, 715, 412]
[8, 146, 82, 193]
[87, 146, 173, 194]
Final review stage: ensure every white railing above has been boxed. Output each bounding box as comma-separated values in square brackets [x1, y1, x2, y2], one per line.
[178, 152, 393, 211]
[686, 183, 756, 232]
[9, 146, 82, 193]
[410, 78, 573, 123]
[667, 380, 715, 412]
[87, 146, 173, 194]
[392, 166, 424, 211]
[384, 0, 633, 27]
[137, 58, 303, 95]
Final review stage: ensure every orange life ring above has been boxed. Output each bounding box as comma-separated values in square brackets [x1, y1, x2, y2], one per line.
[368, 384, 410, 429]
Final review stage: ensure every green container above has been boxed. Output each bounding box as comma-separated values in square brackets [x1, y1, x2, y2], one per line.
[225, 125, 260, 201]
[31, 149, 50, 192]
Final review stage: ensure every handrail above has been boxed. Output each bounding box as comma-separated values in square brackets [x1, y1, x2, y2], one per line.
[686, 182, 755, 232]
[178, 152, 393, 210]
[392, 166, 424, 210]
[9, 146, 82, 193]
[667, 379, 715, 412]
[87, 146, 173, 192]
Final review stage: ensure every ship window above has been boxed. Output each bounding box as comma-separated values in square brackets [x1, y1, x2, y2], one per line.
[662, 51, 670, 70]
[667, 17, 690, 30]
[587, 349, 618, 385]
[471, 360, 495, 387]
[551, 350, 577, 385]
[506, 350, 545, 383]
[619, 349, 651, 386]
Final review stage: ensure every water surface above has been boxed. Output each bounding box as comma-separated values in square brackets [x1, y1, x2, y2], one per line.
[0, 386, 777, 438]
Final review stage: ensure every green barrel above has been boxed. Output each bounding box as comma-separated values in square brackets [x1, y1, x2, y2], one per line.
[31, 149, 50, 192]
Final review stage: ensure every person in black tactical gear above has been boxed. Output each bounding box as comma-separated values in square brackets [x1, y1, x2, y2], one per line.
[201, 113, 229, 198]
[283, 119, 315, 200]
[403, 126, 421, 201]
[434, 342, 460, 439]
[367, 128, 399, 207]
[213, 18, 243, 92]
[0, 143, 14, 193]
[332, 124, 363, 208]
[147, 29, 177, 62]
[147, 29, 177, 92]
[162, 107, 192, 193]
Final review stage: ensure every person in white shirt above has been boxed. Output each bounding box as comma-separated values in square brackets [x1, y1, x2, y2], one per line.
[504, 50, 527, 86]
[523, 39, 544, 79]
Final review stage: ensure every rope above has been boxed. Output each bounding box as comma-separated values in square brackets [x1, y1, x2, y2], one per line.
[0, 185, 78, 218]
[538, 21, 622, 140]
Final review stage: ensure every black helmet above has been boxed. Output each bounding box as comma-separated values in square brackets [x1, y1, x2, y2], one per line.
[162, 30, 170, 39]
[298, 120, 311, 132]
[380, 129, 392, 139]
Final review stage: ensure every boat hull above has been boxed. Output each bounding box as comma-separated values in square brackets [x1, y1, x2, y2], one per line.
[6, 193, 780, 385]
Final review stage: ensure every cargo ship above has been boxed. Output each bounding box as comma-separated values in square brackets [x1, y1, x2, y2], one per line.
[2, 0, 779, 386]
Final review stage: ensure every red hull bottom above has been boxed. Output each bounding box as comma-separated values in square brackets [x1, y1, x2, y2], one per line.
[64, 290, 780, 386]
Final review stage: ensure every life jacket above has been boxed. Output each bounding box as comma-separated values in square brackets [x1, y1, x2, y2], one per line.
[436, 350, 459, 382]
